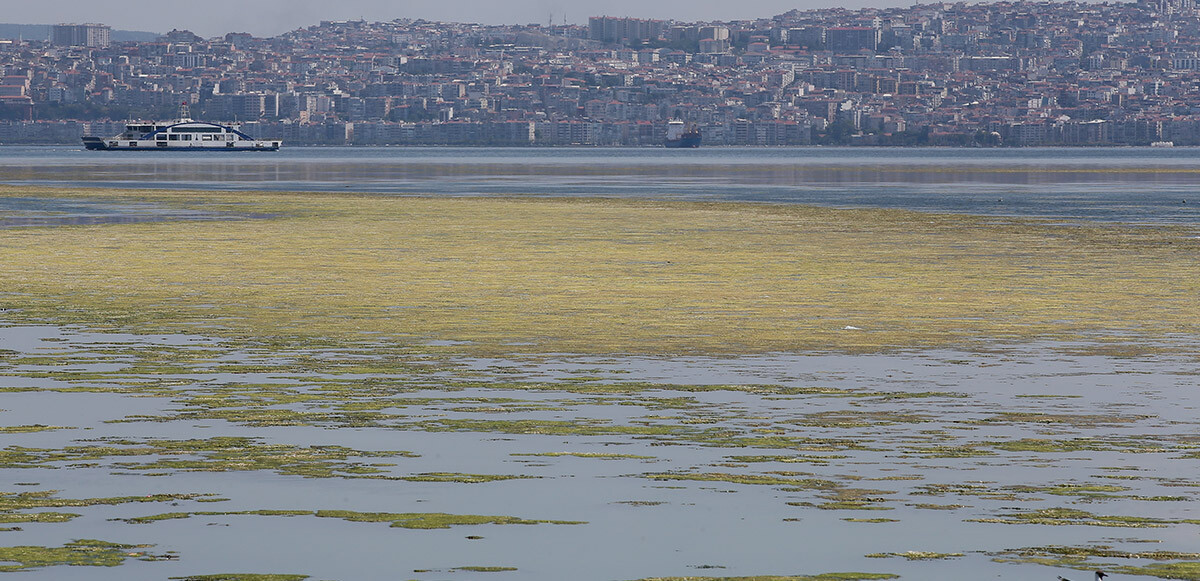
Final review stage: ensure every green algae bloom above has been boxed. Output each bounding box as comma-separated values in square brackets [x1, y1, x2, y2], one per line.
[117, 509, 584, 530]
[397, 472, 537, 483]
[0, 425, 71, 433]
[990, 545, 1200, 578]
[2, 187, 1200, 581]
[865, 551, 962, 560]
[512, 452, 656, 460]
[3, 188, 1199, 356]
[643, 472, 840, 489]
[169, 575, 310, 581]
[313, 510, 584, 529]
[970, 508, 1200, 528]
[0, 539, 159, 571]
[1108, 562, 1200, 579]
[0, 437, 416, 479]
[0, 490, 221, 525]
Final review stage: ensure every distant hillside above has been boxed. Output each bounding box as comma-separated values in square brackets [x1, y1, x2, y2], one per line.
[0, 23, 160, 42]
[112, 29, 161, 42]
[0, 23, 50, 41]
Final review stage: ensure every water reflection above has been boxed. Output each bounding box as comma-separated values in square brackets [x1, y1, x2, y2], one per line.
[1, 146, 1198, 223]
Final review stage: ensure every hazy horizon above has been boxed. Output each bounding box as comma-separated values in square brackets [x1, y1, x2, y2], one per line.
[5, 0, 917, 38]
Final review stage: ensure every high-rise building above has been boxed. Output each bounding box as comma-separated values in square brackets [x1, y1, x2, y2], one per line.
[588, 17, 665, 45]
[826, 27, 880, 53]
[699, 26, 730, 41]
[51, 23, 111, 47]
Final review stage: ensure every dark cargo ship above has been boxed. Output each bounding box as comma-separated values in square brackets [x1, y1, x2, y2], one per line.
[664, 120, 701, 148]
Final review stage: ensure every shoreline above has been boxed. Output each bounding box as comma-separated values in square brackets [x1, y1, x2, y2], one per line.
[1, 141, 1197, 148]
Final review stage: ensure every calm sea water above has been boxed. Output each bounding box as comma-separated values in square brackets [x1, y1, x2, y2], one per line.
[2, 145, 1199, 223]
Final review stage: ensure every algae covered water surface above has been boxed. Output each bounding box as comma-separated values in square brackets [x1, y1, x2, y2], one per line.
[1, 186, 1199, 580]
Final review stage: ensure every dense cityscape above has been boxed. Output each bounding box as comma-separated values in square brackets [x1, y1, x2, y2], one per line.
[4, 0, 1200, 146]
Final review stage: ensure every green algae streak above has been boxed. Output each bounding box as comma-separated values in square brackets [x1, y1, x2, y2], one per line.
[118, 509, 584, 529]
[169, 575, 310, 581]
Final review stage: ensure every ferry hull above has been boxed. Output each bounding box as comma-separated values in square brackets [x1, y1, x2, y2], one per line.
[82, 136, 281, 151]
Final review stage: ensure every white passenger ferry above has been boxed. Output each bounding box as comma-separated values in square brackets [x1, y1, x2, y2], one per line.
[82, 104, 281, 151]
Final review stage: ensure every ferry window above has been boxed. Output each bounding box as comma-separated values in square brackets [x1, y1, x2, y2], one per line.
[182, 134, 192, 141]
[227, 135, 235, 141]
[169, 134, 179, 140]
[156, 134, 167, 141]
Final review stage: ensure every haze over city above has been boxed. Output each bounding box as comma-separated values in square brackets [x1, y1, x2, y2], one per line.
[7, 0, 915, 37]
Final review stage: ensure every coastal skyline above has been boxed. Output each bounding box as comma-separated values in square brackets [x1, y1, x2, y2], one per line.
[8, 0, 1200, 148]
[7, 0, 916, 38]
